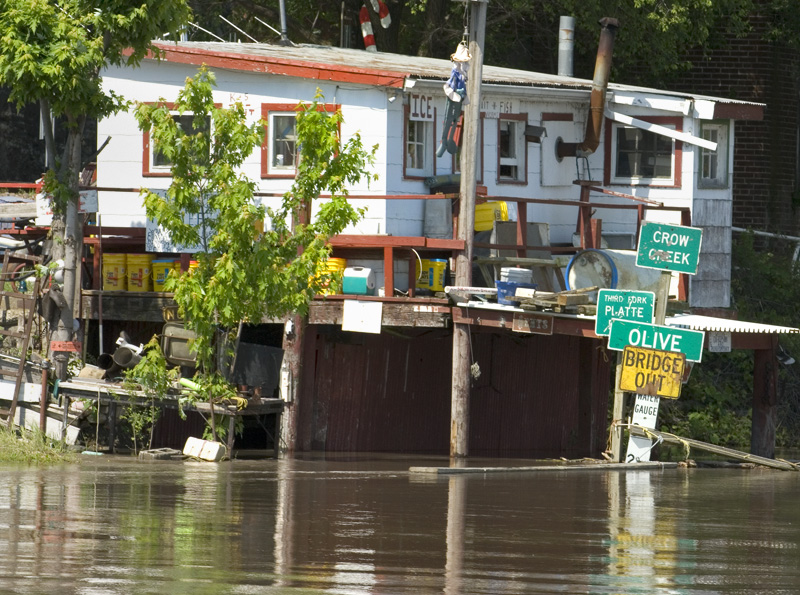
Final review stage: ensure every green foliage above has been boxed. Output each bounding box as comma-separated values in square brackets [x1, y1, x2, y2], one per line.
[122, 336, 178, 454]
[135, 68, 377, 440]
[0, 0, 191, 117]
[657, 232, 800, 450]
[0, 425, 76, 464]
[136, 69, 377, 375]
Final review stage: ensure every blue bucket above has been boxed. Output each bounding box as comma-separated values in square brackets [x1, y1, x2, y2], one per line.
[495, 281, 537, 305]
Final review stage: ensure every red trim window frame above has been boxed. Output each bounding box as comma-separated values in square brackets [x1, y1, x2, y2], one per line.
[142, 102, 219, 178]
[452, 112, 484, 185]
[604, 115, 683, 188]
[496, 112, 528, 186]
[260, 102, 340, 179]
[403, 100, 437, 180]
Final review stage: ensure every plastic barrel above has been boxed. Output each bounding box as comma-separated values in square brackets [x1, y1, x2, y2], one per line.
[318, 257, 347, 295]
[102, 254, 127, 291]
[565, 249, 663, 293]
[416, 258, 447, 291]
[474, 201, 509, 232]
[152, 258, 175, 291]
[127, 254, 153, 292]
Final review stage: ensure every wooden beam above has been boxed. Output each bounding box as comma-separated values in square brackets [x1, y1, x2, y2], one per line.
[0, 203, 36, 217]
[630, 425, 796, 471]
[752, 335, 779, 458]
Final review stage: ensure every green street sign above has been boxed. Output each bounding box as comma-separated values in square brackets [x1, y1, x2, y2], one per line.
[608, 319, 705, 362]
[636, 221, 703, 275]
[595, 289, 655, 337]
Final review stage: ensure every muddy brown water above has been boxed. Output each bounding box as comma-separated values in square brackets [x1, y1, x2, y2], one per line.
[1, 455, 799, 593]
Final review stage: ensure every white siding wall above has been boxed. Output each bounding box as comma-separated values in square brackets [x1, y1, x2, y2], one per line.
[98, 61, 389, 234]
[97, 60, 735, 307]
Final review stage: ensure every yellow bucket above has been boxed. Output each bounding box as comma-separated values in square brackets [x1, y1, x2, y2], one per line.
[102, 254, 126, 291]
[152, 259, 175, 291]
[127, 254, 153, 292]
[318, 257, 346, 295]
[474, 201, 509, 232]
[416, 258, 447, 292]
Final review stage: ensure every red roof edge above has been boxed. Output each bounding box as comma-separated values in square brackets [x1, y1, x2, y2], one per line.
[136, 43, 407, 89]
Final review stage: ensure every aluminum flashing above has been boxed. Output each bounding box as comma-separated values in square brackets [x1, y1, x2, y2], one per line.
[666, 314, 799, 334]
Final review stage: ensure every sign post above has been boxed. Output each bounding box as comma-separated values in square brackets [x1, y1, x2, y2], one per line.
[618, 221, 704, 462]
[597, 289, 655, 461]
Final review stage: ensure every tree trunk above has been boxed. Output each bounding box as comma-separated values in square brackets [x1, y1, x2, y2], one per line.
[51, 124, 84, 380]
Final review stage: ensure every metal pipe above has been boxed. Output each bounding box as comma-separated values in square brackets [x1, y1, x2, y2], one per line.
[557, 17, 619, 159]
[558, 16, 575, 77]
[278, 0, 291, 46]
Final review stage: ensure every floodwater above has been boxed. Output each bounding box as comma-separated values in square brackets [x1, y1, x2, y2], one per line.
[1, 456, 800, 594]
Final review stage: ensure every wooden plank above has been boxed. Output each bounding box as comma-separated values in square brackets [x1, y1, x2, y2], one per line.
[629, 425, 797, 471]
[308, 301, 450, 327]
[556, 293, 590, 306]
[81, 292, 178, 322]
[328, 235, 427, 248]
[0, 328, 25, 338]
[425, 238, 464, 250]
[0, 203, 37, 217]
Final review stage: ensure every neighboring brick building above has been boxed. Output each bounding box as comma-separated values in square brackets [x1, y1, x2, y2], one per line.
[670, 12, 800, 236]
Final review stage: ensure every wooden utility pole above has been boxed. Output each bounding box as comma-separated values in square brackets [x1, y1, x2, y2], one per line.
[450, 0, 488, 459]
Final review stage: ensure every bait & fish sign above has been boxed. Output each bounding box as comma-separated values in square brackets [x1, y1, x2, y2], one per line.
[619, 346, 686, 399]
[636, 221, 702, 275]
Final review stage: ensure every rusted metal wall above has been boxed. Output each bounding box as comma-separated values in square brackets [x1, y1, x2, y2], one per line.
[299, 326, 611, 458]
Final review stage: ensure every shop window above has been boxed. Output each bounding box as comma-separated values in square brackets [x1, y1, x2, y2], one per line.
[698, 122, 729, 189]
[261, 102, 339, 179]
[404, 97, 436, 178]
[497, 114, 527, 184]
[606, 116, 682, 187]
[143, 108, 211, 177]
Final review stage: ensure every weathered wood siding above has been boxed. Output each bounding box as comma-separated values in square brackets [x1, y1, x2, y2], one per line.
[298, 326, 610, 458]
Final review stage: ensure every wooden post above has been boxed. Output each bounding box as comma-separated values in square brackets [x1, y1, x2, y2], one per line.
[450, 0, 488, 459]
[515, 201, 528, 258]
[577, 337, 595, 456]
[279, 314, 305, 454]
[38, 363, 50, 435]
[610, 352, 625, 461]
[751, 335, 778, 458]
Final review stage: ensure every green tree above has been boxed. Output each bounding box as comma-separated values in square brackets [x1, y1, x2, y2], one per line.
[135, 67, 376, 406]
[185, 0, 800, 86]
[0, 0, 191, 379]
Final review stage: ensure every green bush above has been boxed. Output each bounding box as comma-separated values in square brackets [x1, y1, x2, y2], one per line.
[656, 231, 800, 449]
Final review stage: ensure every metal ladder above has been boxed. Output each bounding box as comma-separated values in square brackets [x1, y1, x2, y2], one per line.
[0, 250, 42, 428]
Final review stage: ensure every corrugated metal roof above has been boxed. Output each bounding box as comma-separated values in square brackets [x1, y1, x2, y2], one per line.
[153, 41, 764, 115]
[666, 314, 799, 334]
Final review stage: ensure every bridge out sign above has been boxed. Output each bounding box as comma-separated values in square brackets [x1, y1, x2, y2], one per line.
[619, 346, 686, 399]
[636, 221, 703, 275]
[608, 319, 705, 362]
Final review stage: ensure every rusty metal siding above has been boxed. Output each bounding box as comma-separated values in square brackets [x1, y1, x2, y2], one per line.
[304, 327, 452, 453]
[300, 326, 611, 458]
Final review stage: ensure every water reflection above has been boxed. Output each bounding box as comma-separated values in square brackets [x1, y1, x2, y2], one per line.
[1, 458, 799, 593]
